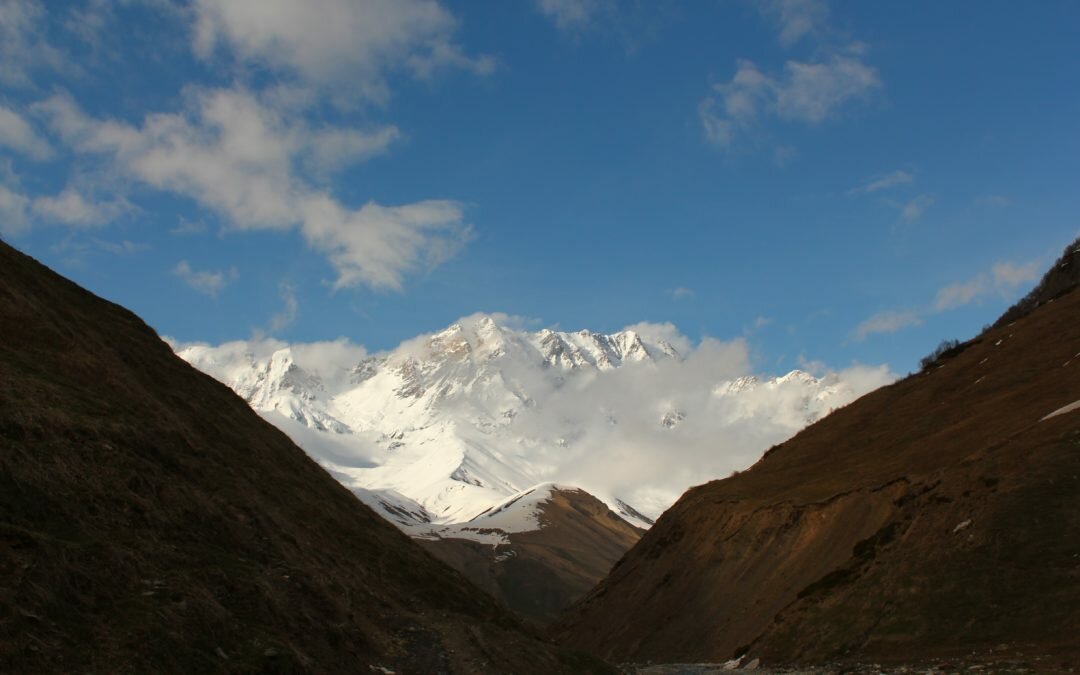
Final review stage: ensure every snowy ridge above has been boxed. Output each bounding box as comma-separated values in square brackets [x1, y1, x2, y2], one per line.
[176, 313, 893, 529]
[410, 482, 570, 546]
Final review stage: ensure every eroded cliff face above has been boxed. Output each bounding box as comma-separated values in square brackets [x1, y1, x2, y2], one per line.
[554, 283, 1080, 669]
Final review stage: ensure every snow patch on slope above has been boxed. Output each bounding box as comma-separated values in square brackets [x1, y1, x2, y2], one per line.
[1042, 399, 1080, 421]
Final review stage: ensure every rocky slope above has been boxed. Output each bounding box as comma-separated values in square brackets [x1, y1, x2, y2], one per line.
[554, 247, 1080, 670]
[0, 241, 609, 674]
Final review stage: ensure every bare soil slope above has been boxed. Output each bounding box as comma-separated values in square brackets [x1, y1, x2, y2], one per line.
[0, 241, 610, 674]
[555, 254, 1080, 669]
[420, 488, 643, 625]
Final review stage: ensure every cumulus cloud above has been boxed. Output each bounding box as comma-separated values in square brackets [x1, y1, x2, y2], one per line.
[191, 0, 493, 103]
[173, 259, 237, 297]
[0, 103, 51, 159]
[300, 195, 470, 290]
[852, 310, 922, 341]
[756, 0, 829, 47]
[36, 88, 471, 290]
[700, 53, 880, 147]
[31, 188, 130, 227]
[934, 259, 1041, 311]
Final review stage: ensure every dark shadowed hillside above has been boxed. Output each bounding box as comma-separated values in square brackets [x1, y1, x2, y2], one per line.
[0, 240, 610, 674]
[554, 246, 1080, 670]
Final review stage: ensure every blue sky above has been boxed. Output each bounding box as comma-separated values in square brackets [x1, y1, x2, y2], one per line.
[1, 0, 1077, 374]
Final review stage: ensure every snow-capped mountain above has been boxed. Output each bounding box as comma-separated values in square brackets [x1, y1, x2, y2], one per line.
[176, 313, 893, 529]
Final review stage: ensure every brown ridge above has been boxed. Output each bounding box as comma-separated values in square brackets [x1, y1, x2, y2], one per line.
[420, 487, 643, 625]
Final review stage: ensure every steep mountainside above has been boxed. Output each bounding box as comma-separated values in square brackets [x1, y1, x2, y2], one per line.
[555, 255, 1080, 669]
[418, 485, 643, 624]
[0, 241, 609, 674]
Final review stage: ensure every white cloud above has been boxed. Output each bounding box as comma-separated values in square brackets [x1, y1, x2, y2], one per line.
[991, 260, 1039, 288]
[269, 281, 299, 333]
[934, 259, 1041, 311]
[0, 0, 67, 86]
[700, 53, 880, 147]
[774, 55, 881, 123]
[850, 169, 912, 195]
[0, 182, 29, 236]
[852, 310, 922, 341]
[757, 0, 829, 47]
[0, 103, 51, 159]
[31, 188, 130, 227]
[191, 0, 493, 103]
[36, 89, 300, 228]
[37, 88, 471, 290]
[173, 259, 237, 297]
[934, 278, 984, 311]
[900, 193, 934, 222]
[299, 195, 470, 290]
[669, 287, 694, 300]
[305, 125, 401, 174]
[620, 320, 694, 356]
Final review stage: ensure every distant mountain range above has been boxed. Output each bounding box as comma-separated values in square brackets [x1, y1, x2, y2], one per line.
[176, 314, 891, 532]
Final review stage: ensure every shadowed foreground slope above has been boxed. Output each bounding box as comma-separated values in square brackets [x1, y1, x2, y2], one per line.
[555, 245, 1080, 669]
[0, 241, 609, 674]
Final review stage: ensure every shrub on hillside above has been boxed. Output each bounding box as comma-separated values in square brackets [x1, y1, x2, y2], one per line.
[920, 338, 962, 372]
